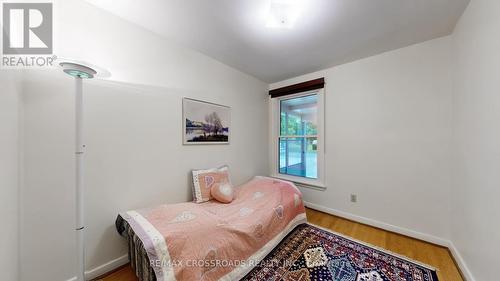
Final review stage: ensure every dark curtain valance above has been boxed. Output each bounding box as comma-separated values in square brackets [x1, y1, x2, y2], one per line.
[269, 78, 325, 98]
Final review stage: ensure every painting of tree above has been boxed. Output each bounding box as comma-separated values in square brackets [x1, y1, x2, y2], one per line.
[183, 98, 230, 144]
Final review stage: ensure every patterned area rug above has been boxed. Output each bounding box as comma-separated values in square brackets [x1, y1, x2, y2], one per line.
[243, 224, 439, 281]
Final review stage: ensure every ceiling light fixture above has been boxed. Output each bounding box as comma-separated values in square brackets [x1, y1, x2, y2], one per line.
[266, 0, 303, 29]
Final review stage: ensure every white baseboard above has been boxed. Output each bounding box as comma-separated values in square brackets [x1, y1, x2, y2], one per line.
[65, 254, 129, 281]
[447, 242, 476, 281]
[304, 201, 476, 281]
[304, 201, 450, 246]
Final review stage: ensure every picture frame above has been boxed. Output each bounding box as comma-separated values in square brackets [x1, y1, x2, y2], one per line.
[182, 98, 231, 145]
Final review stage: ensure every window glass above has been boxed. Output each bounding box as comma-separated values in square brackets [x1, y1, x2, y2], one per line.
[280, 95, 318, 136]
[279, 94, 318, 179]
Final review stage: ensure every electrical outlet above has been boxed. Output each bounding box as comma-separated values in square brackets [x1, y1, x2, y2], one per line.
[350, 194, 357, 203]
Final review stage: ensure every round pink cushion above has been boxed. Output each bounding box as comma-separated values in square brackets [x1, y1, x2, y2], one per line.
[211, 182, 234, 203]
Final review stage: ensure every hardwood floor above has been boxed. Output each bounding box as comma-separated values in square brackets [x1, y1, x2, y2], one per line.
[97, 208, 463, 281]
[305, 209, 463, 281]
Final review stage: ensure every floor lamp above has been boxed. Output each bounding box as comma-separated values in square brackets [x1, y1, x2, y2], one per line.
[60, 62, 98, 281]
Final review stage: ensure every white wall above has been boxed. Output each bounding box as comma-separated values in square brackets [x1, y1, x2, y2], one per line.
[19, 1, 268, 281]
[0, 71, 20, 281]
[270, 37, 453, 241]
[451, 0, 500, 280]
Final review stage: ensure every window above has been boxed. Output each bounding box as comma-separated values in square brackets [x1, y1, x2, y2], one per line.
[279, 94, 318, 178]
[271, 90, 325, 188]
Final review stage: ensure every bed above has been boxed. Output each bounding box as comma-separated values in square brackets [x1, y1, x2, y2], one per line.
[115, 176, 307, 281]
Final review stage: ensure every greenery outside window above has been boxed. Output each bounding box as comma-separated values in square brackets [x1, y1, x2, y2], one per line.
[271, 90, 325, 188]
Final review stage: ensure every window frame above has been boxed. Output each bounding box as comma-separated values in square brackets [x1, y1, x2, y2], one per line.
[270, 89, 326, 189]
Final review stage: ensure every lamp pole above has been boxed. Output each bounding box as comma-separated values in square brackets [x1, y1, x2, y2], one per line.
[60, 61, 99, 281]
[75, 76, 85, 281]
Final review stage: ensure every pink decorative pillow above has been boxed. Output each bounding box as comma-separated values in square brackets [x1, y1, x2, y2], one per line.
[211, 180, 234, 203]
[192, 166, 231, 203]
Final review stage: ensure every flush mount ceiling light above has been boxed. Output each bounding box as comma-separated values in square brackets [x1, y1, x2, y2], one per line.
[266, 0, 303, 29]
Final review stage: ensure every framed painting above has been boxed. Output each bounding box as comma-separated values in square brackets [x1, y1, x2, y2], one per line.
[183, 98, 231, 144]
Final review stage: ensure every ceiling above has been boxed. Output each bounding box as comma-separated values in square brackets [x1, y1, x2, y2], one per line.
[85, 0, 469, 83]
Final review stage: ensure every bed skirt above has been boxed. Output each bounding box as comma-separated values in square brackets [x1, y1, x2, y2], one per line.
[116, 214, 157, 281]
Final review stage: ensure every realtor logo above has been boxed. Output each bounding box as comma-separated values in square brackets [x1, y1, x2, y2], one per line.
[1, 2, 55, 68]
[3, 3, 53, 54]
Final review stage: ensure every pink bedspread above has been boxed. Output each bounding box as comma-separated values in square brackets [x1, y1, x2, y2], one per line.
[120, 176, 307, 281]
